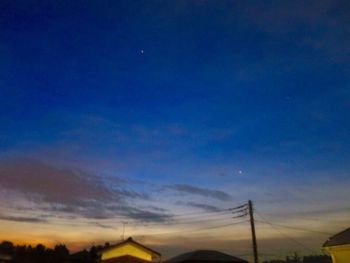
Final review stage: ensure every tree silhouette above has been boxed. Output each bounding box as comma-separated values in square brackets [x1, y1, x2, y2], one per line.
[53, 244, 70, 263]
[0, 241, 14, 254]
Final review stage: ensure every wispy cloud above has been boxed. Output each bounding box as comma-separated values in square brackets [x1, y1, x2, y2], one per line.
[176, 201, 223, 212]
[163, 184, 232, 201]
[93, 222, 119, 230]
[0, 214, 47, 223]
[116, 206, 171, 222]
[0, 158, 112, 205]
[0, 158, 167, 222]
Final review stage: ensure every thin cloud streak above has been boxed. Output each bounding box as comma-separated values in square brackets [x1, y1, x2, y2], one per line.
[176, 201, 223, 212]
[163, 184, 232, 201]
[0, 158, 168, 222]
[0, 214, 47, 223]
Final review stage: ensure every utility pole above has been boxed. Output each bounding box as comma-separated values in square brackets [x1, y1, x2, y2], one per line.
[248, 200, 258, 263]
[121, 221, 128, 240]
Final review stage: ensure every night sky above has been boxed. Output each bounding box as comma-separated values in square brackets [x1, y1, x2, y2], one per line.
[1, 0, 350, 261]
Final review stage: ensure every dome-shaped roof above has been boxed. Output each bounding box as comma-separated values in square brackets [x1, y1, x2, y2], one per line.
[165, 250, 248, 263]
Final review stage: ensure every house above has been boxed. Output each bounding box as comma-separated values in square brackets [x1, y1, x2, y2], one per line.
[165, 250, 248, 263]
[323, 227, 350, 263]
[99, 237, 161, 263]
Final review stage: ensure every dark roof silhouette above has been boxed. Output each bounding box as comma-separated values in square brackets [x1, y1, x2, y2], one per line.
[323, 227, 350, 247]
[165, 250, 248, 263]
[100, 237, 161, 256]
[70, 250, 91, 262]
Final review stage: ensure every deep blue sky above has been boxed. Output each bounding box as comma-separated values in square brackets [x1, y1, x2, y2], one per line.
[0, 0, 350, 259]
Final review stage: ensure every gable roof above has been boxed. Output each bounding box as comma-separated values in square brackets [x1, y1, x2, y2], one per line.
[323, 228, 350, 247]
[100, 237, 161, 257]
[165, 250, 248, 263]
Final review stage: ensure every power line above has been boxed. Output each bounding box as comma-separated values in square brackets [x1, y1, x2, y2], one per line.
[46, 213, 236, 228]
[254, 208, 350, 224]
[0, 208, 239, 230]
[255, 220, 332, 236]
[167, 205, 248, 219]
[252, 211, 333, 236]
[137, 215, 237, 227]
[230, 204, 248, 211]
[254, 211, 317, 252]
[0, 206, 233, 223]
[1, 203, 246, 219]
[55, 213, 231, 225]
[97, 210, 236, 227]
[136, 219, 249, 237]
[169, 208, 232, 217]
[98, 211, 233, 226]
[232, 212, 248, 219]
[168, 210, 232, 220]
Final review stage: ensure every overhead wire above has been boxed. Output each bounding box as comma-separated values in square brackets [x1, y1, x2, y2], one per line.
[164, 204, 247, 219]
[102, 204, 248, 227]
[134, 215, 236, 227]
[135, 219, 249, 237]
[254, 211, 318, 252]
[0, 205, 238, 221]
[254, 209, 332, 235]
[255, 208, 350, 223]
[166, 208, 232, 217]
[233, 205, 248, 210]
[255, 220, 332, 236]
[22, 214, 235, 229]
[0, 205, 246, 230]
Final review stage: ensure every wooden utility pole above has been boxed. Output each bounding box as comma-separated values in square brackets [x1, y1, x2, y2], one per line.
[121, 221, 128, 240]
[248, 200, 258, 263]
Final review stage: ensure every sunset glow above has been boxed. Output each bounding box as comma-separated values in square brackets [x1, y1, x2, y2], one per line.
[1, 1, 350, 262]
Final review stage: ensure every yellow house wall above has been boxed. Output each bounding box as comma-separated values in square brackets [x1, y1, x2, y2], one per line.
[101, 243, 153, 261]
[324, 244, 350, 263]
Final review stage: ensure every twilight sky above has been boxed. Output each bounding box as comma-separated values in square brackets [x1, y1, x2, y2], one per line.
[0, 0, 350, 261]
